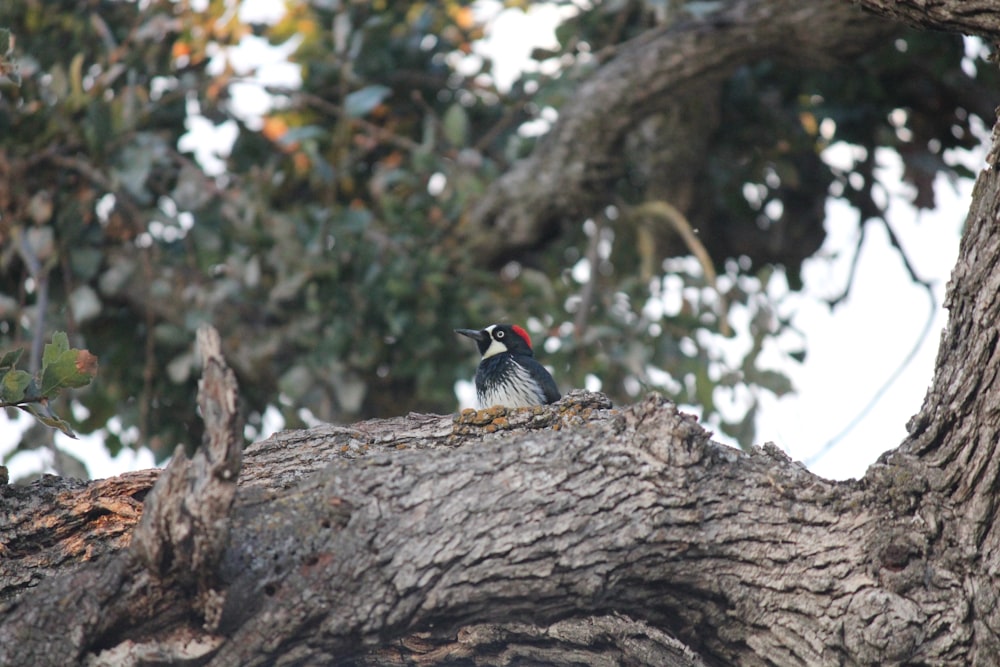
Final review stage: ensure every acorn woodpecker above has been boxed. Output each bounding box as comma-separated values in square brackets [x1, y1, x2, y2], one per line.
[455, 323, 561, 408]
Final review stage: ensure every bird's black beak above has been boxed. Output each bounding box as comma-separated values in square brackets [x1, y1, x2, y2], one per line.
[455, 328, 488, 342]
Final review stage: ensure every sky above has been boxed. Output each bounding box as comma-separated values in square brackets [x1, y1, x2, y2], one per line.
[0, 1, 985, 482]
[755, 156, 973, 479]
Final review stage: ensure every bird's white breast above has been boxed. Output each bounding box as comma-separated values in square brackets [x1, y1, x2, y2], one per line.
[478, 359, 544, 407]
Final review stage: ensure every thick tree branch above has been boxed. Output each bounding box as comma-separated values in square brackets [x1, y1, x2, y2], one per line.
[466, 0, 897, 266]
[0, 470, 154, 592]
[852, 0, 1000, 38]
[0, 326, 244, 666]
[899, 122, 1000, 576]
[0, 389, 981, 665]
[4, 2, 1000, 665]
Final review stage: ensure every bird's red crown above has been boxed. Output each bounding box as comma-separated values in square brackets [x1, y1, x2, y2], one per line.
[511, 324, 532, 349]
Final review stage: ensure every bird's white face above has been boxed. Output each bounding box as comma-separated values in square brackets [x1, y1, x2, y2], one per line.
[480, 324, 509, 359]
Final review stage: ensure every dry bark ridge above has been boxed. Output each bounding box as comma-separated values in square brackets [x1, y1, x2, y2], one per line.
[3, 1, 1000, 664]
[131, 325, 243, 587]
[1, 375, 1000, 664]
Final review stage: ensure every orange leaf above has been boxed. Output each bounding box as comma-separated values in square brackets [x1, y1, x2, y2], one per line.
[263, 116, 290, 143]
[452, 6, 475, 30]
[75, 350, 99, 377]
[172, 41, 191, 59]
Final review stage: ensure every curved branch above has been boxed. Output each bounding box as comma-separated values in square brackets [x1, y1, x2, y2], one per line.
[851, 0, 1000, 37]
[900, 136, 1000, 546]
[465, 0, 897, 266]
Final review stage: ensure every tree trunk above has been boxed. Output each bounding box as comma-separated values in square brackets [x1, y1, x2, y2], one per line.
[4, 1, 1000, 665]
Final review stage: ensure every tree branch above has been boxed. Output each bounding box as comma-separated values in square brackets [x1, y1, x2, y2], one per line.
[851, 0, 1000, 38]
[0, 389, 980, 665]
[899, 125, 1000, 555]
[465, 0, 897, 267]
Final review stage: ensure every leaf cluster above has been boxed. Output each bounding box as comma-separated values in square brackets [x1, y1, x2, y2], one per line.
[0, 332, 97, 438]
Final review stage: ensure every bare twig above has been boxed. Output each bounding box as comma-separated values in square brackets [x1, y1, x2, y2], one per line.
[827, 221, 868, 309]
[806, 286, 938, 467]
[573, 216, 603, 341]
[17, 229, 61, 474]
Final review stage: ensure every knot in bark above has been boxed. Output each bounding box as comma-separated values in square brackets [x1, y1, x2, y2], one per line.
[844, 588, 923, 663]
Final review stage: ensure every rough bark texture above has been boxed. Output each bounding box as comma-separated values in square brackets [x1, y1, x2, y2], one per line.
[0, 326, 243, 666]
[852, 0, 1000, 36]
[131, 325, 243, 585]
[893, 120, 1000, 666]
[0, 376, 996, 665]
[3, 1, 1000, 665]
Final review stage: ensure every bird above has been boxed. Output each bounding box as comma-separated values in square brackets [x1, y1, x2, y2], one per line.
[455, 323, 561, 408]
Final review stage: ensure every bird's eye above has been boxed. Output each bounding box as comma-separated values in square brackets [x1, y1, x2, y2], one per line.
[495, 330, 505, 339]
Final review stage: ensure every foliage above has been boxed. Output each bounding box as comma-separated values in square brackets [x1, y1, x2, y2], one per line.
[0, 0, 995, 472]
[508, 0, 997, 436]
[0, 332, 98, 437]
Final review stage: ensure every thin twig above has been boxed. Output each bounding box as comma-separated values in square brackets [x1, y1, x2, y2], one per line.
[805, 286, 938, 468]
[877, 215, 934, 291]
[17, 231, 61, 474]
[573, 216, 603, 340]
[826, 221, 868, 309]
[139, 249, 156, 446]
[16, 231, 47, 374]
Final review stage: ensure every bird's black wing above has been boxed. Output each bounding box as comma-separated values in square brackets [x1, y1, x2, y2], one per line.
[520, 356, 561, 404]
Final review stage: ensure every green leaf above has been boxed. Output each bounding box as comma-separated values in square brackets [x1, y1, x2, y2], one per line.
[344, 85, 391, 118]
[442, 103, 469, 147]
[0, 347, 23, 373]
[282, 125, 327, 144]
[40, 348, 98, 396]
[42, 331, 70, 367]
[1, 369, 31, 404]
[20, 403, 78, 439]
[746, 368, 794, 397]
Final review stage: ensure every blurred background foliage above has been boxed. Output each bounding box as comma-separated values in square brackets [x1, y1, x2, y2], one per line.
[0, 0, 996, 476]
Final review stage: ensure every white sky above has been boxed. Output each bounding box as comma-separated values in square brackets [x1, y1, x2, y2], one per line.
[0, 1, 984, 482]
[757, 154, 972, 479]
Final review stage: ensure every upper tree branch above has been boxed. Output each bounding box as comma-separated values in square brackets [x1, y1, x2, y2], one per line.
[465, 0, 897, 266]
[899, 130, 1000, 554]
[851, 0, 1000, 38]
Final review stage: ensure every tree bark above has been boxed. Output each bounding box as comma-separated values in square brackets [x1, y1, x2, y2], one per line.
[4, 2, 1000, 665]
[464, 0, 900, 268]
[851, 0, 1000, 36]
[0, 376, 997, 666]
